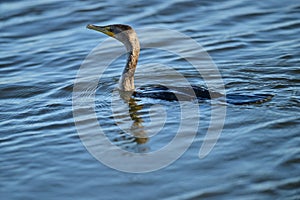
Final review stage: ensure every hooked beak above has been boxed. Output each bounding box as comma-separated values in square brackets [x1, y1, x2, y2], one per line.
[86, 24, 114, 37]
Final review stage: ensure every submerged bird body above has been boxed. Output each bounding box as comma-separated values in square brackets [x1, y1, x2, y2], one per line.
[132, 84, 273, 105]
[87, 24, 273, 105]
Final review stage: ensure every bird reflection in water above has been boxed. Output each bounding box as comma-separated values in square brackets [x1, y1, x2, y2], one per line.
[128, 97, 148, 144]
[118, 91, 149, 152]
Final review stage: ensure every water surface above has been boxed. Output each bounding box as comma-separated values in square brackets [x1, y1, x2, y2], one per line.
[1, 0, 300, 199]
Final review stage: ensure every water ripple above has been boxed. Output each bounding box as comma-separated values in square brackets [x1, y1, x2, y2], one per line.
[1, 0, 300, 199]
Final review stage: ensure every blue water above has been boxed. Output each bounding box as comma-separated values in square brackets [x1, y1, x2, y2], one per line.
[1, 0, 300, 199]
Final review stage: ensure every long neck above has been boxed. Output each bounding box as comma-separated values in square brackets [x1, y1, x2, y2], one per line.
[118, 36, 140, 91]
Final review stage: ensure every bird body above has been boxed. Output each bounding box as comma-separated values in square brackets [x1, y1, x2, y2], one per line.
[87, 24, 273, 105]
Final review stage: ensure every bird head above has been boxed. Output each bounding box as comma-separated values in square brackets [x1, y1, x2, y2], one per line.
[87, 24, 138, 49]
